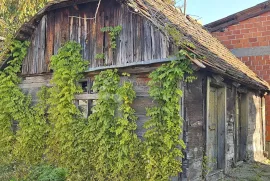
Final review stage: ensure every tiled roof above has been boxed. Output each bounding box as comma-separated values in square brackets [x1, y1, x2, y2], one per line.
[11, 0, 270, 90]
[125, 0, 270, 90]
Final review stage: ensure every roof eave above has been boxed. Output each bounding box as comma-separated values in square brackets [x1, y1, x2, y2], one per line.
[205, 1, 270, 32]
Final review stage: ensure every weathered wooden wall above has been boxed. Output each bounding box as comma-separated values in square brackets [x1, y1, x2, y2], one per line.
[182, 72, 206, 181]
[18, 69, 266, 181]
[182, 74, 266, 181]
[22, 0, 171, 75]
[225, 85, 236, 170]
[247, 93, 265, 162]
[20, 74, 52, 104]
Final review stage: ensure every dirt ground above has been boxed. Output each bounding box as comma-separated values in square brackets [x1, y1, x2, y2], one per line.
[224, 160, 270, 181]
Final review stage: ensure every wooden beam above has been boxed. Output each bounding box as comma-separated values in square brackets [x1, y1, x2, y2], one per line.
[74, 92, 149, 100]
[87, 57, 176, 72]
[86, 57, 205, 75]
[75, 93, 98, 100]
[46, 0, 99, 12]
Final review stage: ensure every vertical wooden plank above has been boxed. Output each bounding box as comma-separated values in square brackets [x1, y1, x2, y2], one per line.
[95, 2, 104, 67]
[140, 17, 145, 62]
[115, 4, 122, 65]
[45, 11, 55, 71]
[74, 9, 79, 43]
[39, 16, 46, 73]
[69, 6, 78, 42]
[104, 2, 110, 66]
[83, 4, 91, 63]
[22, 46, 30, 74]
[78, 11, 82, 44]
[87, 78, 93, 116]
[154, 28, 161, 59]
[134, 15, 142, 62]
[87, 3, 95, 67]
[80, 7, 86, 60]
[126, 9, 133, 63]
[69, 16, 74, 40]
[83, 13, 87, 60]
[33, 22, 40, 74]
[150, 25, 155, 60]
[120, 6, 127, 65]
[235, 93, 240, 162]
[160, 32, 168, 59]
[28, 38, 34, 74]
[107, 1, 115, 65]
[61, 8, 70, 45]
[262, 97, 266, 154]
[143, 20, 151, 61]
[54, 10, 62, 55]
[208, 86, 218, 171]
[133, 14, 138, 62]
[217, 86, 226, 169]
[239, 93, 248, 161]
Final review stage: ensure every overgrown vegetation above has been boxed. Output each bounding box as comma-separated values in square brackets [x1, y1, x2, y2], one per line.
[46, 42, 88, 179]
[0, 40, 30, 166]
[0, 0, 50, 62]
[84, 70, 145, 180]
[0, 0, 49, 37]
[24, 165, 67, 181]
[0, 33, 196, 180]
[95, 53, 105, 60]
[101, 26, 122, 49]
[144, 49, 195, 180]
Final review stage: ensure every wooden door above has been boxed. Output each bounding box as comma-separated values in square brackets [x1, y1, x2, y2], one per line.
[208, 87, 218, 171]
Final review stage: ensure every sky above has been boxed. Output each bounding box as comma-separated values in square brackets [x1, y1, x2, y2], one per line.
[181, 0, 266, 25]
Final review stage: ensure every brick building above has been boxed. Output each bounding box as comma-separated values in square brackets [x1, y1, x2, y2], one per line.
[205, 1, 270, 148]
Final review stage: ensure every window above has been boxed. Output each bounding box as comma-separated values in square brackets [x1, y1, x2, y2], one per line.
[75, 78, 97, 118]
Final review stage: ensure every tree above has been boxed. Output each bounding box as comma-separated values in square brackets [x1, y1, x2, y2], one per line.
[0, 0, 50, 63]
[0, 0, 49, 37]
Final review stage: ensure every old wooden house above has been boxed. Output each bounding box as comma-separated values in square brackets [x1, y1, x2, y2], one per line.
[1, 0, 270, 180]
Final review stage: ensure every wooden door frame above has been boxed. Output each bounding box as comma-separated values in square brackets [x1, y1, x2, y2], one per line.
[206, 76, 227, 173]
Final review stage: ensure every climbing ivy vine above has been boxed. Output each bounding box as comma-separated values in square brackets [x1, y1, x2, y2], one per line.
[0, 35, 196, 180]
[143, 49, 196, 180]
[13, 86, 50, 176]
[45, 42, 88, 178]
[101, 26, 122, 49]
[84, 69, 145, 180]
[0, 40, 30, 165]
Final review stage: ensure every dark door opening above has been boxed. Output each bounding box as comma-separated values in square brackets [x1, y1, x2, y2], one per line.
[235, 92, 247, 162]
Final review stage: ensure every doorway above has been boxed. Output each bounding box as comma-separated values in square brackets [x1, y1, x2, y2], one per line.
[235, 92, 248, 162]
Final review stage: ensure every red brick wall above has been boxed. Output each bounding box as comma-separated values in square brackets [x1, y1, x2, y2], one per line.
[212, 11, 270, 49]
[211, 11, 270, 141]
